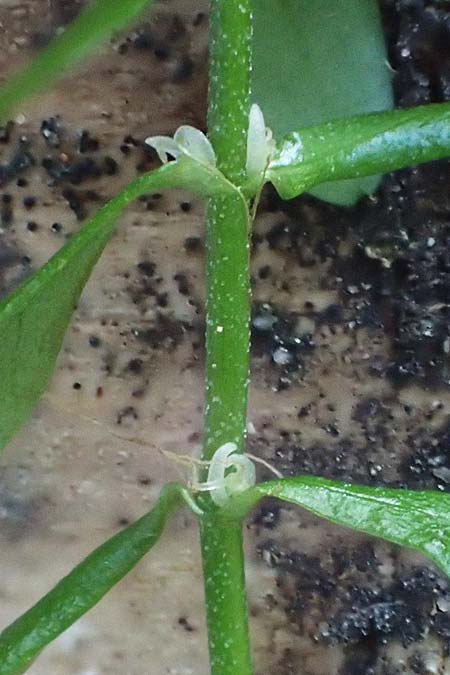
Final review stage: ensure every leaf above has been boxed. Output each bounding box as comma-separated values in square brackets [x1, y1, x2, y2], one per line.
[0, 483, 183, 675]
[226, 477, 450, 577]
[0, 158, 235, 451]
[268, 103, 450, 200]
[0, 0, 155, 121]
[251, 0, 393, 205]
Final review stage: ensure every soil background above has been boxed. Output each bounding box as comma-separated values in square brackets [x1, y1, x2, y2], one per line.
[1, 1, 450, 673]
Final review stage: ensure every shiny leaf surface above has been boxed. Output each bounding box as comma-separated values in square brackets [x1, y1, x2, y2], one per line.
[227, 476, 450, 577]
[268, 103, 450, 200]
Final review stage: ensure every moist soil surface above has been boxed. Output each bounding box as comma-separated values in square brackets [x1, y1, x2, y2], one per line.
[1, 1, 450, 673]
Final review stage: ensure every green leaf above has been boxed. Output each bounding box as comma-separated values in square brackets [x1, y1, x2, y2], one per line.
[226, 477, 450, 577]
[0, 158, 234, 451]
[252, 0, 393, 205]
[268, 103, 450, 200]
[0, 483, 184, 675]
[0, 0, 154, 121]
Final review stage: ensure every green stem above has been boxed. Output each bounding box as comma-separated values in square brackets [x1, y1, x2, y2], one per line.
[203, 193, 250, 458]
[200, 516, 252, 675]
[207, 0, 253, 185]
[200, 2, 253, 674]
[203, 0, 253, 461]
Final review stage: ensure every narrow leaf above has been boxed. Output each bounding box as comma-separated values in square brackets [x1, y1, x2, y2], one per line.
[227, 477, 450, 578]
[0, 483, 183, 675]
[0, 0, 154, 121]
[0, 158, 233, 451]
[268, 103, 450, 200]
[252, 0, 393, 205]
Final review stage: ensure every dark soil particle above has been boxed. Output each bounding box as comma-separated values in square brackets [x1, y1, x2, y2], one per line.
[0, 139, 36, 187]
[77, 129, 99, 154]
[184, 236, 203, 253]
[23, 196, 36, 210]
[61, 188, 86, 220]
[173, 272, 190, 296]
[178, 616, 195, 633]
[117, 406, 139, 426]
[132, 314, 186, 351]
[127, 358, 144, 375]
[137, 261, 156, 277]
[40, 117, 64, 148]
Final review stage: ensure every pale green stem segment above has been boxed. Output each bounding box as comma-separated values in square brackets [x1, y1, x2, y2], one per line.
[0, 0, 154, 121]
[203, 193, 250, 458]
[200, 517, 252, 675]
[203, 0, 253, 461]
[202, 0, 254, 469]
[207, 0, 253, 185]
[0, 483, 184, 675]
[199, 2, 254, 675]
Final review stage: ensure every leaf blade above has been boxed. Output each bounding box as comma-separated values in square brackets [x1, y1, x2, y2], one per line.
[268, 103, 450, 200]
[0, 483, 183, 675]
[0, 159, 233, 451]
[226, 477, 450, 577]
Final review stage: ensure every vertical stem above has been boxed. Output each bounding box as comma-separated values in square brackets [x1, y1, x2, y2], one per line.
[200, 517, 252, 675]
[207, 0, 252, 185]
[203, 0, 253, 461]
[203, 193, 250, 458]
[199, 2, 253, 675]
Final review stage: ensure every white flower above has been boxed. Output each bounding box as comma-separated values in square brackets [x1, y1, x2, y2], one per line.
[145, 125, 216, 167]
[246, 103, 275, 185]
[206, 442, 256, 507]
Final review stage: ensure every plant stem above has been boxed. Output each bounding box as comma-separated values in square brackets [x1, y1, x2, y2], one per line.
[200, 516, 252, 675]
[200, 2, 253, 674]
[203, 193, 250, 459]
[207, 0, 252, 185]
[203, 0, 253, 461]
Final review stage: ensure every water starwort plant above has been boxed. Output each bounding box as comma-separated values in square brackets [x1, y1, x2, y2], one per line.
[2, 1, 450, 673]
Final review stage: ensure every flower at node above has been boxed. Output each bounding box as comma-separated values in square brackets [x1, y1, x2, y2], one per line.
[145, 125, 216, 167]
[246, 103, 275, 185]
[206, 442, 256, 507]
